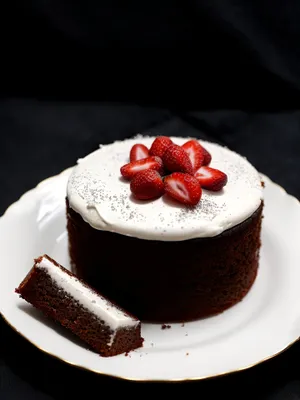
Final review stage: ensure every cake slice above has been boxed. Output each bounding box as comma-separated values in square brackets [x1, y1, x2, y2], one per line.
[15, 255, 144, 357]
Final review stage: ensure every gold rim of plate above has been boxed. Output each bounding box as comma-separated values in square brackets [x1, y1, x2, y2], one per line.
[1, 169, 299, 382]
[1, 312, 299, 382]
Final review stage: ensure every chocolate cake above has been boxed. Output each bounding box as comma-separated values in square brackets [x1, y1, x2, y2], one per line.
[66, 136, 264, 322]
[15, 255, 144, 356]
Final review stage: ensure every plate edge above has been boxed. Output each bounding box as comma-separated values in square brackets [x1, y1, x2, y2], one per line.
[1, 311, 299, 382]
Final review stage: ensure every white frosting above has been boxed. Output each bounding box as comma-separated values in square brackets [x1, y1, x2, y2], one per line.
[36, 256, 138, 345]
[67, 136, 263, 241]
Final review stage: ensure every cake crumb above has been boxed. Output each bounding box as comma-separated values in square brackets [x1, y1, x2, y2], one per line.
[186, 352, 189, 356]
[161, 324, 171, 330]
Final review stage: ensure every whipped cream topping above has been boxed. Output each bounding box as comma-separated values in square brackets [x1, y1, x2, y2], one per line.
[67, 136, 263, 241]
[36, 256, 138, 344]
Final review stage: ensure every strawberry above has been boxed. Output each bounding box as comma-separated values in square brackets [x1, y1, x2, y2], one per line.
[149, 136, 173, 158]
[182, 140, 205, 172]
[195, 166, 228, 191]
[201, 146, 212, 166]
[121, 156, 163, 180]
[130, 170, 164, 200]
[164, 172, 202, 206]
[163, 144, 193, 175]
[130, 143, 149, 162]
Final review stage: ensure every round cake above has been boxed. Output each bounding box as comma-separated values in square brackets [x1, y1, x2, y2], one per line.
[66, 136, 264, 322]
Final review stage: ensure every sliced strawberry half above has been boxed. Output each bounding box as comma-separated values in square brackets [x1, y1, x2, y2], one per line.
[201, 145, 212, 166]
[130, 170, 164, 200]
[121, 156, 163, 180]
[182, 140, 205, 172]
[163, 144, 193, 175]
[164, 172, 202, 206]
[149, 136, 173, 158]
[195, 166, 228, 191]
[130, 143, 149, 162]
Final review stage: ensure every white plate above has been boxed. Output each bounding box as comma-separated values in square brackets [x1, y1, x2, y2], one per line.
[0, 169, 299, 382]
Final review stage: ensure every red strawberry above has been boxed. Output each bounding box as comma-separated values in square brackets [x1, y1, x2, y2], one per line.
[149, 136, 173, 158]
[195, 166, 228, 191]
[163, 144, 193, 175]
[182, 140, 205, 172]
[121, 156, 163, 180]
[130, 170, 164, 200]
[201, 146, 212, 165]
[164, 172, 202, 206]
[130, 143, 149, 162]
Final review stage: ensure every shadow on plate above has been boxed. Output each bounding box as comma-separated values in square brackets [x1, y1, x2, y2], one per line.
[17, 303, 89, 351]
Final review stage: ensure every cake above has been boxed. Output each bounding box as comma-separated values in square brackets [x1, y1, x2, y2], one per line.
[15, 255, 144, 356]
[66, 135, 264, 322]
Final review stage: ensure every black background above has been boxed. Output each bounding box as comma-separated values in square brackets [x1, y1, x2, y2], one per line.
[1, 1, 300, 398]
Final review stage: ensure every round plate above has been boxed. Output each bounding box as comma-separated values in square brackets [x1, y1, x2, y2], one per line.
[0, 169, 299, 382]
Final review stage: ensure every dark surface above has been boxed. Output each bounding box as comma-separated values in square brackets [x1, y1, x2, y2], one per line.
[0, 100, 300, 400]
[1, 0, 300, 398]
[3, 1, 300, 109]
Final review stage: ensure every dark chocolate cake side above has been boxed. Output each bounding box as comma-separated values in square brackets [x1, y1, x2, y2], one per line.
[66, 199, 263, 323]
